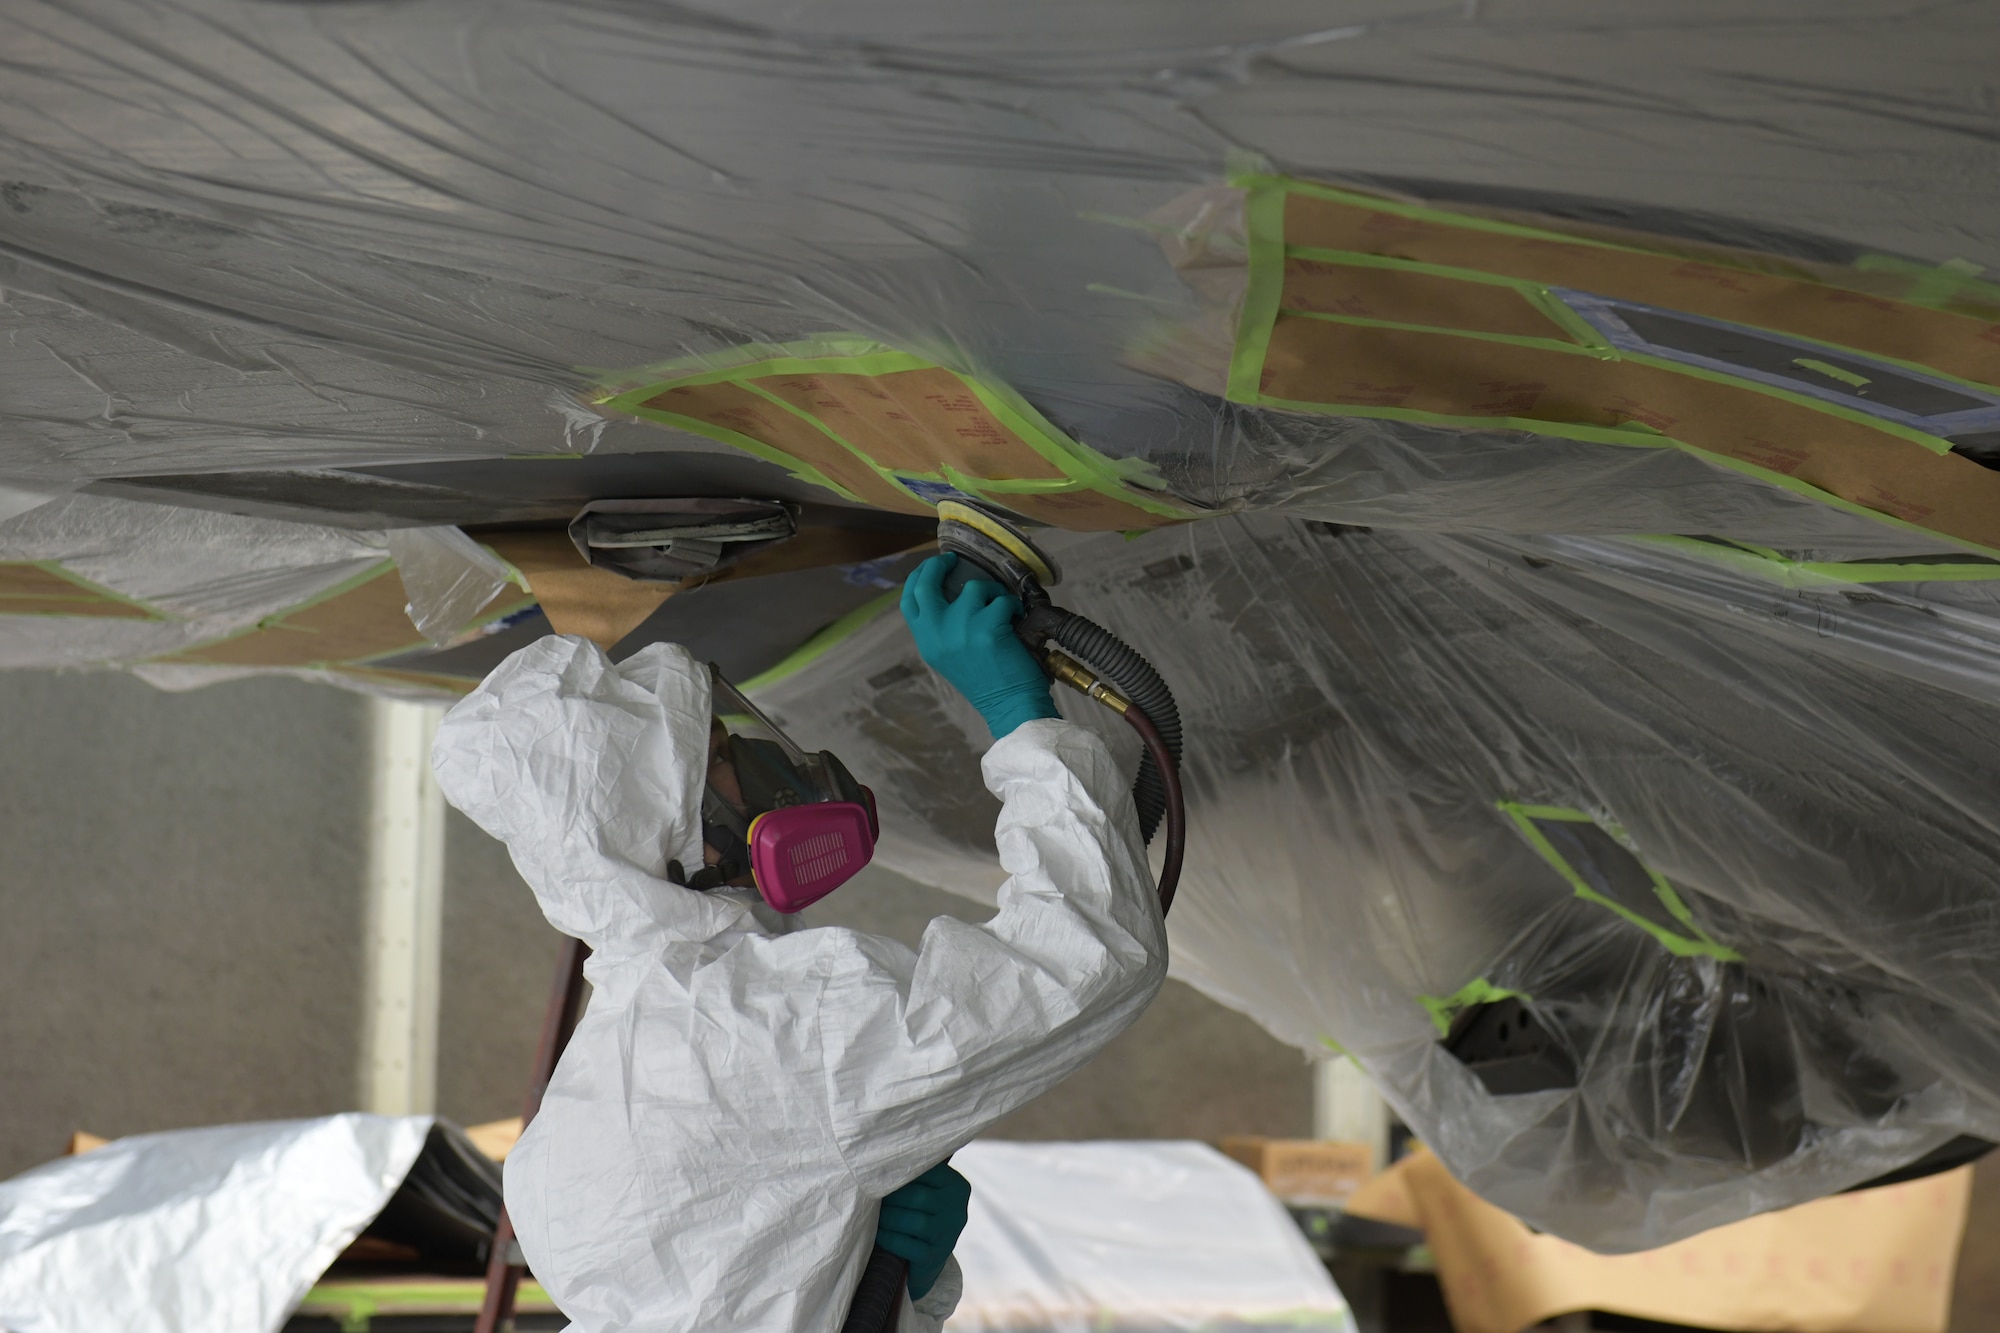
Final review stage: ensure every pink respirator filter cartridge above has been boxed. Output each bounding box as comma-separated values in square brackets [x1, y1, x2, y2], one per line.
[748, 802, 877, 913]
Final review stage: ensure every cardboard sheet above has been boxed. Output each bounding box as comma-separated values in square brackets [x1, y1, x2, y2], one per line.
[1218, 176, 2000, 555]
[463, 1118, 522, 1162]
[1276, 186, 2000, 389]
[0, 563, 159, 620]
[330, 664, 484, 697]
[1256, 315, 2000, 553]
[163, 562, 434, 669]
[481, 530, 675, 649]
[596, 342, 1192, 532]
[1345, 1149, 1972, 1333]
[158, 555, 536, 672]
[1222, 1137, 1375, 1208]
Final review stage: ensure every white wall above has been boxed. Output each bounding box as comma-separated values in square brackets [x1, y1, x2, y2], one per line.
[0, 671, 370, 1180]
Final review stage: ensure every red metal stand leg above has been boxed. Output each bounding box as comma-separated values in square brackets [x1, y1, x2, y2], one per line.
[474, 1210, 523, 1333]
[474, 934, 591, 1333]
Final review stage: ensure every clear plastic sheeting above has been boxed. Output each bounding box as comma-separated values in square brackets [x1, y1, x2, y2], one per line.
[1470, 533, 2000, 713]
[754, 517, 2000, 1250]
[0, 1, 1995, 498]
[3, 0, 2000, 1253]
[384, 527, 515, 647]
[0, 494, 389, 669]
[947, 1140, 1355, 1333]
[0, 1114, 430, 1333]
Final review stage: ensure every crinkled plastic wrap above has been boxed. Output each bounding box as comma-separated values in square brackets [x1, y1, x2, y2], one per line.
[753, 518, 2000, 1249]
[5, 0, 2000, 1252]
[949, 1140, 1354, 1333]
[0, 493, 518, 692]
[0, 1114, 430, 1333]
[382, 527, 516, 647]
[0, 495, 385, 668]
[4, 0, 1996, 499]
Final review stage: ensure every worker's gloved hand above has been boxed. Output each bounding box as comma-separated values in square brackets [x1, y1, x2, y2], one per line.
[901, 553, 1058, 740]
[874, 1161, 972, 1300]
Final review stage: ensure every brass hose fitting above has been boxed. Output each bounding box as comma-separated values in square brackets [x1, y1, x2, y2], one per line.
[1044, 647, 1132, 714]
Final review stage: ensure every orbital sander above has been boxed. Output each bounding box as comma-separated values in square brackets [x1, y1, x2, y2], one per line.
[934, 499, 1186, 913]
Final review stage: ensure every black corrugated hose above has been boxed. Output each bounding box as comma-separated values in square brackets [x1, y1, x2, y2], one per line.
[1020, 604, 1185, 914]
[1022, 606, 1183, 841]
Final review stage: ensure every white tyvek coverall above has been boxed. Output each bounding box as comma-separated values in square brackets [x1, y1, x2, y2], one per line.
[433, 637, 1167, 1333]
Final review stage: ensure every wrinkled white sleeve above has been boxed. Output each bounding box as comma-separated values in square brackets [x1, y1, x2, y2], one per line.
[904, 1255, 963, 1332]
[818, 717, 1169, 1193]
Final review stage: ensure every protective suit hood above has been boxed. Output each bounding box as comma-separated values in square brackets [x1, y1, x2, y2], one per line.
[433, 636, 770, 952]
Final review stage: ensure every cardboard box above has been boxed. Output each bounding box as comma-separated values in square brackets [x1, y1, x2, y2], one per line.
[1221, 1137, 1375, 1206]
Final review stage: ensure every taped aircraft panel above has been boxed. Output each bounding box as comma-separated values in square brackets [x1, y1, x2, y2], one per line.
[4, 0, 2000, 1252]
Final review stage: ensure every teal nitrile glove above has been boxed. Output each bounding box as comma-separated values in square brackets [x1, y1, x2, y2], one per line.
[874, 1161, 972, 1300]
[900, 553, 1058, 740]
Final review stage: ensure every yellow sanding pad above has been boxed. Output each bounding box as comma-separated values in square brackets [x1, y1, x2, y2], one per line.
[936, 499, 1057, 586]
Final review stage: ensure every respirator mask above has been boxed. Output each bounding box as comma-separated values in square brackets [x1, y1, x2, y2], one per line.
[670, 663, 878, 913]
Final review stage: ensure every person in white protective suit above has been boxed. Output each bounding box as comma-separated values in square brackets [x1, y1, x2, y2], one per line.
[431, 552, 1168, 1333]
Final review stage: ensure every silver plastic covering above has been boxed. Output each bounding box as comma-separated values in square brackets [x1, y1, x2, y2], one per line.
[0, 1114, 430, 1333]
[2, 1, 1994, 497]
